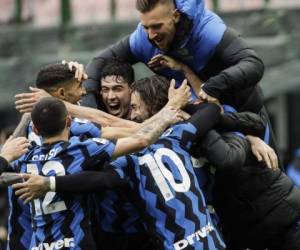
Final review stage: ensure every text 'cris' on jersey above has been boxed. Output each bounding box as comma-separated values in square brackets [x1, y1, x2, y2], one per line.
[108, 122, 226, 250]
[9, 135, 115, 250]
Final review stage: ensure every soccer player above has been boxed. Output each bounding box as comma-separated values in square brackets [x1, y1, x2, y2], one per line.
[2, 96, 183, 250]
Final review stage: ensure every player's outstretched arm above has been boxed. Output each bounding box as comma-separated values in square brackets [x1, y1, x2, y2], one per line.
[64, 101, 136, 128]
[148, 54, 203, 97]
[112, 107, 184, 158]
[11, 113, 31, 138]
[15, 87, 136, 128]
[13, 169, 126, 203]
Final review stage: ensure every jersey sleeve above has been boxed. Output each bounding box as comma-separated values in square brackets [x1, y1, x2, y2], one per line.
[70, 119, 102, 138]
[79, 137, 116, 171]
[107, 156, 130, 181]
[165, 103, 221, 150]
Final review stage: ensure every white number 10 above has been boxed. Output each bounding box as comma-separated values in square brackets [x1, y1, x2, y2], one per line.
[27, 161, 67, 216]
[139, 148, 191, 201]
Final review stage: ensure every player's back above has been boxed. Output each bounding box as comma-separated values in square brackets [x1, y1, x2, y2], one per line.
[111, 123, 225, 250]
[12, 135, 115, 250]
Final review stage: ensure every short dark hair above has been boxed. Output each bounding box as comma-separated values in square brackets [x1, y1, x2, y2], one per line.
[136, 0, 174, 13]
[31, 97, 68, 137]
[36, 63, 75, 90]
[101, 58, 135, 86]
[131, 75, 170, 115]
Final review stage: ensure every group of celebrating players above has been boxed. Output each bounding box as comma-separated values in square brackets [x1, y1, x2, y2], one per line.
[0, 0, 300, 249]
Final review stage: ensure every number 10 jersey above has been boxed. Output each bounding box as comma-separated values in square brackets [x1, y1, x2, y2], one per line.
[109, 122, 226, 250]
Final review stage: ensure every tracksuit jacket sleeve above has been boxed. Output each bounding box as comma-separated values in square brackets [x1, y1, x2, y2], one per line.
[81, 36, 137, 108]
[55, 169, 126, 194]
[0, 156, 9, 173]
[218, 112, 267, 138]
[200, 131, 249, 170]
[202, 28, 265, 99]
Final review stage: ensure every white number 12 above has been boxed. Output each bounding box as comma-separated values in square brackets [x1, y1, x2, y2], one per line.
[27, 161, 67, 216]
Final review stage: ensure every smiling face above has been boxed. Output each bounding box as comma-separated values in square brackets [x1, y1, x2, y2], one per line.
[140, 2, 180, 51]
[100, 75, 131, 118]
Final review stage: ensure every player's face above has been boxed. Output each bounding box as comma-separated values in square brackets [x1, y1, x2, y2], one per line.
[130, 91, 151, 123]
[140, 3, 180, 51]
[64, 79, 86, 104]
[101, 75, 131, 118]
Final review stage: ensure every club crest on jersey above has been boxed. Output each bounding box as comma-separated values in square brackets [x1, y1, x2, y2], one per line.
[31, 237, 75, 250]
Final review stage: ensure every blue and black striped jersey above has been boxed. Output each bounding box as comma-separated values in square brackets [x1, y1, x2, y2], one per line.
[93, 188, 145, 234]
[6, 119, 101, 250]
[10, 136, 115, 250]
[109, 122, 226, 250]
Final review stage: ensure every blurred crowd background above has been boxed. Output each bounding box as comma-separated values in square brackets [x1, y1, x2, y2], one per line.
[0, 0, 300, 248]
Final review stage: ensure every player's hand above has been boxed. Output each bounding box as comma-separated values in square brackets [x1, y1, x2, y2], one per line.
[15, 87, 50, 113]
[0, 173, 25, 186]
[62, 60, 88, 82]
[198, 87, 223, 113]
[246, 135, 279, 170]
[0, 136, 30, 162]
[199, 87, 218, 103]
[13, 174, 50, 204]
[167, 79, 192, 109]
[148, 54, 184, 72]
[160, 107, 187, 125]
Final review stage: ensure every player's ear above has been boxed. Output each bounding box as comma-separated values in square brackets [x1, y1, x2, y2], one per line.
[66, 114, 72, 128]
[56, 88, 66, 100]
[33, 125, 40, 136]
[173, 9, 180, 24]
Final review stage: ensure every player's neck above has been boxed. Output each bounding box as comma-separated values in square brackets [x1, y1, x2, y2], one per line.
[43, 129, 69, 144]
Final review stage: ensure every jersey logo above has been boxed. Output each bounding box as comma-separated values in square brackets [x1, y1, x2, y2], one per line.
[173, 223, 215, 250]
[31, 237, 75, 250]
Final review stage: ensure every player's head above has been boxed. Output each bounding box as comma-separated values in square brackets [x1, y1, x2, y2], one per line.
[36, 63, 86, 104]
[136, 0, 180, 51]
[100, 59, 134, 118]
[31, 97, 71, 138]
[130, 75, 169, 122]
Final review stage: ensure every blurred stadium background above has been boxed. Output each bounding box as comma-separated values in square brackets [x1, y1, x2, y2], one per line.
[0, 0, 300, 247]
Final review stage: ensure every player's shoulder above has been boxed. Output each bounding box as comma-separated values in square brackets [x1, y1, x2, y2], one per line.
[160, 123, 196, 140]
[70, 118, 102, 138]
